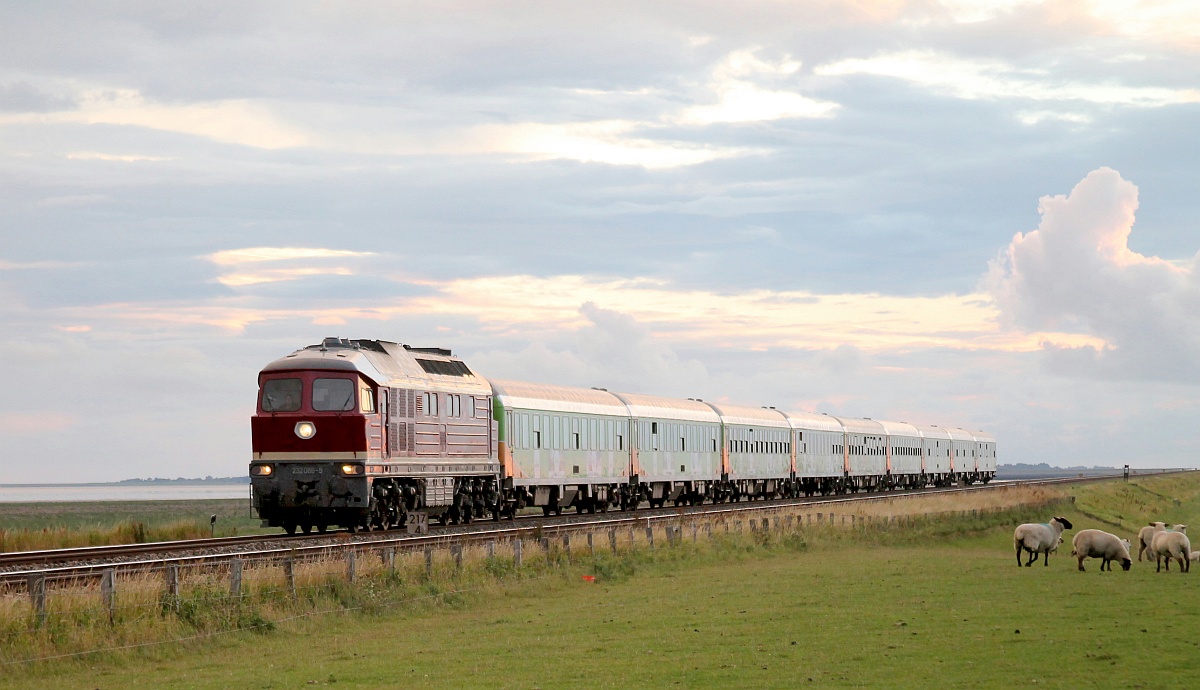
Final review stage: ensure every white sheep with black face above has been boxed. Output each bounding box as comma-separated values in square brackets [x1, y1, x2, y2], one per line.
[1151, 525, 1191, 573]
[1071, 529, 1132, 572]
[1013, 517, 1073, 567]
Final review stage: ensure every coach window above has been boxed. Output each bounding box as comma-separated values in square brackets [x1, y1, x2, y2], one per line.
[262, 378, 302, 412]
[360, 387, 375, 413]
[313, 378, 355, 411]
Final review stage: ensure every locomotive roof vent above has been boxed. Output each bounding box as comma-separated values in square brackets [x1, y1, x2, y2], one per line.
[403, 345, 453, 356]
[316, 337, 358, 352]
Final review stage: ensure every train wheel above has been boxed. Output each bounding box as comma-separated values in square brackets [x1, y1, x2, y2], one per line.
[317, 523, 328, 534]
[300, 523, 312, 535]
[347, 523, 358, 533]
[283, 522, 297, 536]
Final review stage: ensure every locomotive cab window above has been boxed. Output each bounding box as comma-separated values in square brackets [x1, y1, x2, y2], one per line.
[360, 387, 375, 413]
[261, 378, 302, 412]
[313, 378, 355, 411]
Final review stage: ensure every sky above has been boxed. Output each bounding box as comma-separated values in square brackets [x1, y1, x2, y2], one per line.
[2, 0, 1199, 482]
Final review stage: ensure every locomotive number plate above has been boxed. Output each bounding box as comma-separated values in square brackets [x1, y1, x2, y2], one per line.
[291, 467, 320, 475]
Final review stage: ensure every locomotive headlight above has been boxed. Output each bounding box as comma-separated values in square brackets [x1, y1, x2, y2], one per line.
[250, 464, 273, 476]
[340, 464, 364, 476]
[294, 421, 316, 439]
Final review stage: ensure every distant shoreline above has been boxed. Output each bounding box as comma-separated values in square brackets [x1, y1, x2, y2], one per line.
[1, 477, 249, 488]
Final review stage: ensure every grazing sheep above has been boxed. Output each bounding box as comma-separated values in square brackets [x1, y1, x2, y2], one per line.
[1014, 517, 1074, 567]
[1071, 529, 1132, 572]
[1151, 526, 1191, 573]
[1137, 522, 1168, 561]
[1189, 551, 1200, 562]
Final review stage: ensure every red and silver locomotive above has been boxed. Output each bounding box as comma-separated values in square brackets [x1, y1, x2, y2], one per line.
[250, 338, 499, 533]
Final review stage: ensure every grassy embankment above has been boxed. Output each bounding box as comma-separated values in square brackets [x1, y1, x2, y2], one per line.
[0, 499, 267, 552]
[3, 475, 1200, 688]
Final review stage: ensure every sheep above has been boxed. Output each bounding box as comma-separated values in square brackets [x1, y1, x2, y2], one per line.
[1190, 551, 1200, 562]
[1071, 529, 1132, 572]
[1014, 517, 1073, 567]
[1151, 526, 1191, 573]
[1137, 522, 1168, 561]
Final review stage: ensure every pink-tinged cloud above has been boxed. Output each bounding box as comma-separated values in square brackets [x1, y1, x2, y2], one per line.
[989, 167, 1200, 380]
[0, 412, 75, 434]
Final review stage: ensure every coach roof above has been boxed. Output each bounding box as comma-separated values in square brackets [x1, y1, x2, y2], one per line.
[489, 379, 630, 417]
[610, 392, 720, 423]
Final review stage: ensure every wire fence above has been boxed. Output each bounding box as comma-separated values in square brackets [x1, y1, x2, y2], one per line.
[1, 485, 1066, 667]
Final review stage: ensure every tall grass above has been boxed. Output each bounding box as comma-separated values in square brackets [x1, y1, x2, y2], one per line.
[0, 520, 238, 553]
[0, 482, 1074, 668]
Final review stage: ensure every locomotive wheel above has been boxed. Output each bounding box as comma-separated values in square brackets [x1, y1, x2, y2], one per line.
[347, 523, 358, 533]
[543, 506, 554, 517]
[283, 522, 297, 536]
[317, 523, 328, 534]
[300, 523, 312, 535]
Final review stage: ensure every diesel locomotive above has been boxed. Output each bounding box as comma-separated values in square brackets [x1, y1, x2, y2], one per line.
[249, 337, 996, 533]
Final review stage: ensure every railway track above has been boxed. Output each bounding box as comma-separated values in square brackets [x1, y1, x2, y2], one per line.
[1, 473, 1186, 589]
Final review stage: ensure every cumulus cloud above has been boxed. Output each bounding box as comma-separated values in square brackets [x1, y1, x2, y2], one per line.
[989, 167, 1200, 381]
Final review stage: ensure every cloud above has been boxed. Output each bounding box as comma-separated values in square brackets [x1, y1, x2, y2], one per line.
[0, 88, 310, 149]
[681, 50, 839, 125]
[206, 246, 378, 287]
[208, 247, 375, 266]
[816, 50, 1200, 108]
[988, 166, 1200, 381]
[0, 81, 76, 112]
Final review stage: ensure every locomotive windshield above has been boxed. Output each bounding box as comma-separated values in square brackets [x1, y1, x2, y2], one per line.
[261, 378, 302, 412]
[313, 378, 355, 411]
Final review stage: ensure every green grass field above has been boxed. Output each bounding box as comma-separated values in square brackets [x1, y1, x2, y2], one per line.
[3, 475, 1199, 689]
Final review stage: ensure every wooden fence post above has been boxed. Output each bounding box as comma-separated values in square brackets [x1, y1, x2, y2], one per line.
[452, 545, 463, 571]
[101, 568, 115, 622]
[347, 551, 357, 583]
[384, 548, 397, 575]
[587, 532, 594, 555]
[609, 529, 617, 554]
[424, 546, 434, 576]
[513, 539, 523, 567]
[27, 573, 46, 627]
[486, 541, 496, 559]
[230, 559, 243, 598]
[283, 557, 297, 600]
[164, 565, 180, 612]
[646, 526, 654, 549]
